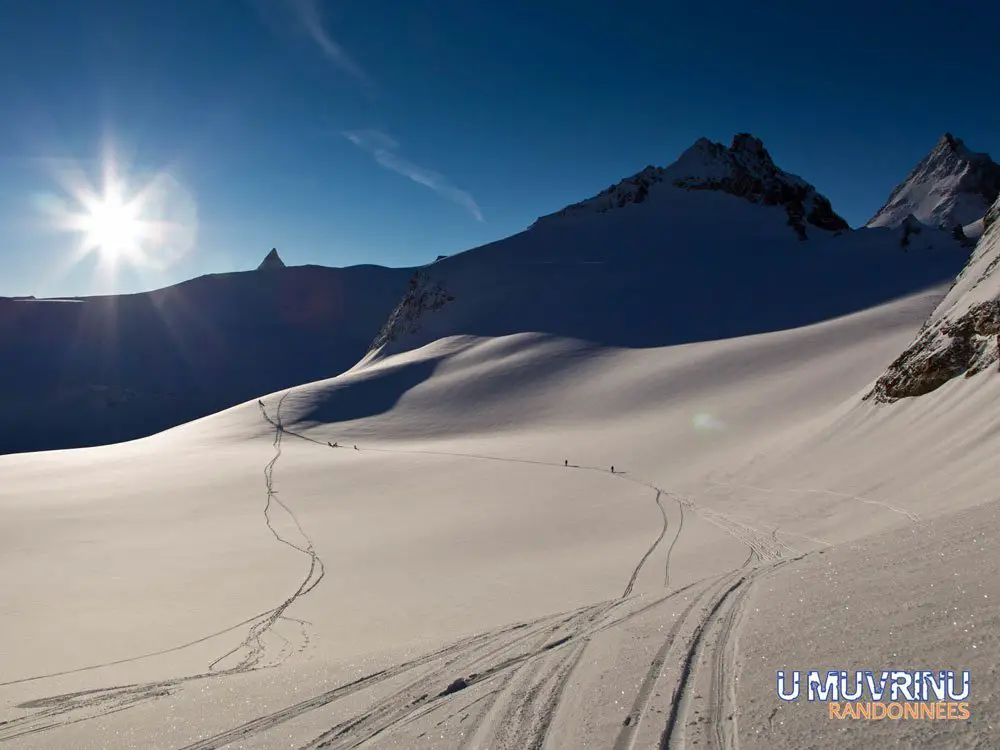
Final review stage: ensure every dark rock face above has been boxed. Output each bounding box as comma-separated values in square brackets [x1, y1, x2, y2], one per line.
[370, 270, 454, 351]
[900, 214, 923, 249]
[533, 133, 849, 241]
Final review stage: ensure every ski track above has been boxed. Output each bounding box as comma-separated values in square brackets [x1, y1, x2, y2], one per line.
[208, 396, 326, 673]
[706, 479, 921, 523]
[663, 499, 684, 589]
[3, 399, 838, 749]
[0, 395, 325, 743]
[622, 490, 669, 598]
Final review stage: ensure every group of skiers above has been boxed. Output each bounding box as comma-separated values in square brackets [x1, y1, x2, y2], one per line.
[329, 441, 359, 450]
[259, 400, 626, 470]
[565, 459, 615, 473]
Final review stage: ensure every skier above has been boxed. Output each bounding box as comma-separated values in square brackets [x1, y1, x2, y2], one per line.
[354, 444, 359, 450]
[611, 465, 615, 474]
[564, 459, 568, 467]
[329, 441, 338, 448]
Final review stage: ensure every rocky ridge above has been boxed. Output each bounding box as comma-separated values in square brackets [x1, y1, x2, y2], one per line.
[534, 133, 850, 240]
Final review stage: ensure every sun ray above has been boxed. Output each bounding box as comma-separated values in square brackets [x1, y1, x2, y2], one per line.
[34, 142, 198, 289]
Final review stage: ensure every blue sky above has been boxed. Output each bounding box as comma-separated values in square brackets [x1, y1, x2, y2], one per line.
[0, 0, 996, 296]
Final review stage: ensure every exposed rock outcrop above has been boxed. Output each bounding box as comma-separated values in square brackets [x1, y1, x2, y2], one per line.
[369, 270, 454, 351]
[900, 214, 923, 249]
[866, 195, 1000, 402]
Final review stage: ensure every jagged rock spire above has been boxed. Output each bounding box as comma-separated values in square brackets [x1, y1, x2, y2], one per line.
[258, 248, 286, 271]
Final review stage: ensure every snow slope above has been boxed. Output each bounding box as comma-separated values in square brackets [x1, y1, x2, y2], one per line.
[1, 135, 996, 749]
[2, 281, 998, 749]
[0, 261, 412, 454]
[2, 134, 968, 458]
[371, 186, 965, 360]
[866, 133, 1000, 230]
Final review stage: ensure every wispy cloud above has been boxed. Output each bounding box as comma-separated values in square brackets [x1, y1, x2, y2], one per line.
[285, 0, 372, 86]
[344, 130, 485, 222]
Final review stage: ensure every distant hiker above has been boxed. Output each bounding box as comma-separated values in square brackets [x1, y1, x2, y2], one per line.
[611, 466, 615, 474]
[564, 459, 568, 467]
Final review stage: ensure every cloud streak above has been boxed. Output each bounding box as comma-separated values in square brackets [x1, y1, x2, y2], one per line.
[344, 130, 484, 222]
[287, 0, 371, 86]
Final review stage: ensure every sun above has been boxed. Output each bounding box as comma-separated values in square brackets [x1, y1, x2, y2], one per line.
[78, 188, 145, 260]
[34, 144, 199, 286]
[37, 148, 196, 278]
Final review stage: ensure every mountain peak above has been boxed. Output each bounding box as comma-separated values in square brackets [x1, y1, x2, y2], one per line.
[867, 134, 1000, 230]
[731, 132, 767, 156]
[257, 248, 286, 271]
[533, 133, 848, 240]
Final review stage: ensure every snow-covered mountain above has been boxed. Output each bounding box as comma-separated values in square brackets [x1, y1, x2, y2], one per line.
[866, 133, 1000, 231]
[0, 254, 412, 454]
[866, 195, 1000, 401]
[4, 135, 1000, 750]
[534, 133, 849, 240]
[1, 136, 975, 455]
[370, 134, 966, 362]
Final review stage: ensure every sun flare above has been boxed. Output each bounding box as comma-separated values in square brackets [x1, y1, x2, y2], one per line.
[36, 145, 198, 280]
[79, 189, 144, 260]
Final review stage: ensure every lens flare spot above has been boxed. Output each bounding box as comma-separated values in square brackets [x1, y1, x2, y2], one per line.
[693, 413, 726, 431]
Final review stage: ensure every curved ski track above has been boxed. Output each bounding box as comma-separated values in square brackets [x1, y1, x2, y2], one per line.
[0, 394, 326, 743]
[3, 392, 817, 749]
